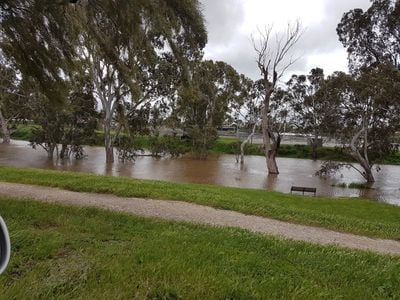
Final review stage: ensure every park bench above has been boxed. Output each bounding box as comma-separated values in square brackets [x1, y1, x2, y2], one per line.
[290, 186, 316, 196]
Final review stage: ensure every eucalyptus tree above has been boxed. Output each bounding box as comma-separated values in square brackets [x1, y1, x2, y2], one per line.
[72, 0, 207, 162]
[0, 58, 21, 143]
[318, 64, 400, 183]
[176, 60, 246, 157]
[28, 75, 98, 159]
[286, 68, 336, 159]
[1, 0, 207, 163]
[0, 1, 77, 104]
[252, 22, 302, 174]
[231, 78, 261, 164]
[337, 0, 400, 71]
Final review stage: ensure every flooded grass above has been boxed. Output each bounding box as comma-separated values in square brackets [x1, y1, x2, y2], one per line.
[1, 166, 400, 240]
[0, 198, 399, 299]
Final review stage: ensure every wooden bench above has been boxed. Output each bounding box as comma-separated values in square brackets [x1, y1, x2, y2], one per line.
[290, 186, 316, 196]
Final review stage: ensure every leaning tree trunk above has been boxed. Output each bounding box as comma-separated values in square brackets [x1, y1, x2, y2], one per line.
[350, 126, 374, 183]
[240, 123, 257, 164]
[361, 165, 374, 183]
[0, 109, 10, 144]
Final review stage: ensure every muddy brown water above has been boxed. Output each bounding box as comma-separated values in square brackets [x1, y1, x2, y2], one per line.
[1, 140, 400, 206]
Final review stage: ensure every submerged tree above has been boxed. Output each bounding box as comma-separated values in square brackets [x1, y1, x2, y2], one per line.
[317, 64, 400, 183]
[232, 78, 260, 164]
[1, 0, 207, 163]
[73, 0, 207, 163]
[252, 22, 302, 174]
[286, 68, 336, 159]
[28, 76, 98, 159]
[176, 60, 246, 158]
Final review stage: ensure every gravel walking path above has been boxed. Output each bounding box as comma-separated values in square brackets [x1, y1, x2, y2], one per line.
[1, 182, 400, 255]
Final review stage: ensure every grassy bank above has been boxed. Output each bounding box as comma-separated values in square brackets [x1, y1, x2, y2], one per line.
[0, 198, 399, 299]
[1, 166, 399, 240]
[212, 137, 400, 164]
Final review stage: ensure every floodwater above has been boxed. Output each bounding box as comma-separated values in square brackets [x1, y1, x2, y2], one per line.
[1, 140, 400, 206]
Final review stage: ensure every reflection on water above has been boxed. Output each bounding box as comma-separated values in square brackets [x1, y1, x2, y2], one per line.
[1, 140, 400, 206]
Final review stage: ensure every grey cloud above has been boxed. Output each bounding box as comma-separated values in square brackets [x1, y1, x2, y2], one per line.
[200, 0, 245, 47]
[201, 0, 370, 80]
[297, 0, 370, 54]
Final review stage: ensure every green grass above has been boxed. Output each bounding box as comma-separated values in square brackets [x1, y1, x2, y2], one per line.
[1, 166, 400, 240]
[0, 198, 399, 299]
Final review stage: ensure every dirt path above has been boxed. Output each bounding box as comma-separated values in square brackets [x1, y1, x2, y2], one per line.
[1, 182, 400, 255]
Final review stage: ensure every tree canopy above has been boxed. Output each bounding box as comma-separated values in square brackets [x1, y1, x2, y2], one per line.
[337, 0, 400, 71]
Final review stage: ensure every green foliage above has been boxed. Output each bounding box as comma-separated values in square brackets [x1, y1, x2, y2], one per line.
[337, 0, 400, 70]
[114, 135, 190, 160]
[317, 64, 400, 181]
[10, 125, 37, 141]
[332, 182, 348, 188]
[211, 140, 354, 161]
[114, 135, 144, 162]
[0, 0, 208, 163]
[147, 135, 190, 158]
[176, 60, 249, 157]
[1, 199, 400, 298]
[332, 182, 374, 190]
[28, 77, 98, 159]
[1, 166, 400, 240]
[0, 1, 77, 104]
[348, 182, 373, 189]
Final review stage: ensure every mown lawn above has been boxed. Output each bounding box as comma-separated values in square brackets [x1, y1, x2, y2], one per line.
[1, 166, 400, 240]
[0, 198, 399, 299]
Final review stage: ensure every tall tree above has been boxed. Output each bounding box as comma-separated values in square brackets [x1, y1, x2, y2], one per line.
[1, 0, 207, 163]
[176, 60, 246, 157]
[337, 0, 400, 71]
[28, 75, 98, 159]
[74, 0, 207, 162]
[0, 57, 21, 143]
[286, 68, 336, 159]
[318, 64, 400, 183]
[0, 0, 77, 104]
[252, 22, 302, 174]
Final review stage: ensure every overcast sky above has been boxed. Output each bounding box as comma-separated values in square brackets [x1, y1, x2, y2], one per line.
[200, 0, 370, 81]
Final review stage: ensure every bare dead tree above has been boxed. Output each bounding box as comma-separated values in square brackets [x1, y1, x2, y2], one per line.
[252, 21, 302, 174]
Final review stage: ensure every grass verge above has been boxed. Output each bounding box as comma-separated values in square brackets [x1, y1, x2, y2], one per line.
[0, 166, 399, 240]
[0, 198, 399, 299]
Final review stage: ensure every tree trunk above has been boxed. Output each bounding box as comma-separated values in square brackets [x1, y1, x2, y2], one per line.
[311, 131, 318, 160]
[261, 118, 280, 174]
[47, 144, 56, 159]
[60, 144, 68, 159]
[261, 91, 279, 174]
[363, 166, 375, 183]
[0, 110, 10, 144]
[104, 115, 114, 163]
[350, 126, 374, 183]
[240, 123, 257, 164]
[267, 149, 279, 173]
